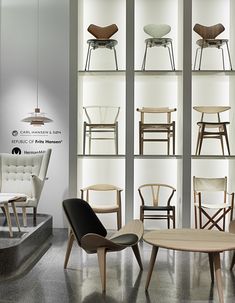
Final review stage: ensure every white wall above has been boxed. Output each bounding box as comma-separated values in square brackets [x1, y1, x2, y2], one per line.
[0, 0, 70, 227]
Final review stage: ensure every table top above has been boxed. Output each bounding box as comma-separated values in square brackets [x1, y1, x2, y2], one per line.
[0, 193, 27, 204]
[143, 229, 235, 253]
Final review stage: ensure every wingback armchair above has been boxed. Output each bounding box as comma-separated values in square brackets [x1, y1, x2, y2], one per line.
[0, 149, 51, 226]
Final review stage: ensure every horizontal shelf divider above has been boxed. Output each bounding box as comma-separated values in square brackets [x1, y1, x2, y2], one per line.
[192, 70, 235, 76]
[77, 154, 126, 159]
[78, 70, 126, 76]
[135, 70, 182, 76]
[134, 155, 182, 159]
[192, 155, 235, 159]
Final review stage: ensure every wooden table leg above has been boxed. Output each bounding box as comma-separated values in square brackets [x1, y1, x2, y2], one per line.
[213, 252, 224, 303]
[3, 203, 13, 237]
[145, 246, 159, 291]
[11, 202, 21, 232]
[208, 253, 214, 283]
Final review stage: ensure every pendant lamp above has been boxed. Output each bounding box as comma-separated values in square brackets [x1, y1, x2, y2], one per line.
[22, 0, 52, 126]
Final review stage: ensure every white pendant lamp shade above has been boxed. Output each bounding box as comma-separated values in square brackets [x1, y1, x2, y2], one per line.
[22, 107, 53, 126]
[22, 0, 52, 126]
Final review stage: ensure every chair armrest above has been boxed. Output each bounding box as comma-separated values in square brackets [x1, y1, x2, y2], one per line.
[31, 175, 44, 202]
[81, 233, 123, 252]
[109, 219, 144, 242]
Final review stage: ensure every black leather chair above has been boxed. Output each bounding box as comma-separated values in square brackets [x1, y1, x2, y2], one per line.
[63, 198, 143, 292]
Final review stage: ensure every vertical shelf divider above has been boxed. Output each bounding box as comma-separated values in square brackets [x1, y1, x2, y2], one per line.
[182, 0, 192, 227]
[125, 0, 135, 223]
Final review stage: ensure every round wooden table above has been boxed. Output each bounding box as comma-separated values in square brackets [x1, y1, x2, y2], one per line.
[144, 229, 235, 303]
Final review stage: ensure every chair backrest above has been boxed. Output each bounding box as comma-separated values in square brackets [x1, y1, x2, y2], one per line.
[83, 106, 120, 124]
[138, 183, 176, 207]
[63, 198, 107, 246]
[87, 24, 118, 39]
[0, 149, 51, 197]
[193, 23, 225, 39]
[143, 24, 171, 38]
[193, 106, 230, 122]
[81, 184, 122, 207]
[137, 107, 176, 124]
[193, 177, 227, 192]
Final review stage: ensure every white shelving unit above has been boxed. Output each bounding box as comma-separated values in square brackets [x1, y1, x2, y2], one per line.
[72, 0, 235, 230]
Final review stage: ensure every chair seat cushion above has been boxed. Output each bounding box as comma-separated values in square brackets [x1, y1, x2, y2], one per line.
[194, 202, 231, 209]
[142, 205, 174, 211]
[110, 233, 138, 246]
[91, 204, 119, 213]
[196, 39, 227, 48]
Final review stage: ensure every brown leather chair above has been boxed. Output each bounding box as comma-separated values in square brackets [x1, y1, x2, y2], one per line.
[85, 24, 118, 71]
[193, 23, 233, 70]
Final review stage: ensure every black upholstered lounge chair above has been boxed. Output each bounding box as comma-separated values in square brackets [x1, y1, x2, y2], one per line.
[63, 198, 143, 292]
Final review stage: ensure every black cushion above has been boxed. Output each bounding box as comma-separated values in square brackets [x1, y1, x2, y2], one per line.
[143, 205, 174, 211]
[111, 234, 138, 246]
[63, 198, 107, 244]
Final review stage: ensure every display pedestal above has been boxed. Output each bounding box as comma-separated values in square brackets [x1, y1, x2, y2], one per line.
[0, 213, 52, 280]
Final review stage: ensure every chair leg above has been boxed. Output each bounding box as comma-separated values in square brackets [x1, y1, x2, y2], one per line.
[139, 122, 143, 155]
[115, 123, 118, 155]
[88, 127, 92, 155]
[172, 122, 175, 155]
[219, 133, 225, 156]
[172, 207, 176, 229]
[225, 41, 233, 71]
[142, 43, 148, 71]
[198, 125, 205, 155]
[22, 207, 27, 227]
[64, 231, 75, 269]
[97, 248, 107, 293]
[3, 203, 13, 237]
[223, 125, 230, 155]
[195, 128, 201, 155]
[140, 206, 144, 222]
[167, 210, 170, 229]
[208, 252, 214, 283]
[221, 48, 225, 71]
[117, 209, 122, 230]
[33, 207, 37, 226]
[11, 202, 21, 232]
[194, 206, 198, 229]
[194, 48, 200, 70]
[167, 46, 173, 70]
[170, 40, 175, 71]
[230, 252, 235, 270]
[85, 43, 91, 71]
[199, 45, 204, 70]
[87, 48, 92, 71]
[113, 47, 118, 71]
[132, 244, 143, 270]
[83, 122, 86, 155]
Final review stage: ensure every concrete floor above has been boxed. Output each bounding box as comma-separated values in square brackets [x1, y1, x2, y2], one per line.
[0, 228, 235, 303]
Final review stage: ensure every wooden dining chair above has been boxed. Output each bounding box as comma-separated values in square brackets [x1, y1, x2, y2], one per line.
[194, 106, 230, 155]
[193, 23, 233, 70]
[137, 107, 176, 155]
[63, 198, 143, 292]
[138, 183, 176, 228]
[80, 184, 122, 230]
[83, 106, 120, 155]
[193, 176, 234, 231]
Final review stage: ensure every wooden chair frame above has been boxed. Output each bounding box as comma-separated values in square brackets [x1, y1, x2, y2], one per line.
[194, 106, 230, 156]
[63, 199, 143, 292]
[137, 107, 176, 155]
[229, 220, 235, 270]
[193, 176, 234, 231]
[83, 106, 120, 155]
[81, 184, 122, 230]
[138, 183, 176, 229]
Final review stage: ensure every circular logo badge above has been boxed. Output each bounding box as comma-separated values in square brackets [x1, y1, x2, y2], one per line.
[12, 147, 21, 155]
[12, 130, 18, 137]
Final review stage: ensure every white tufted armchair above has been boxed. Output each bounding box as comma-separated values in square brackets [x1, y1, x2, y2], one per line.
[0, 149, 51, 226]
